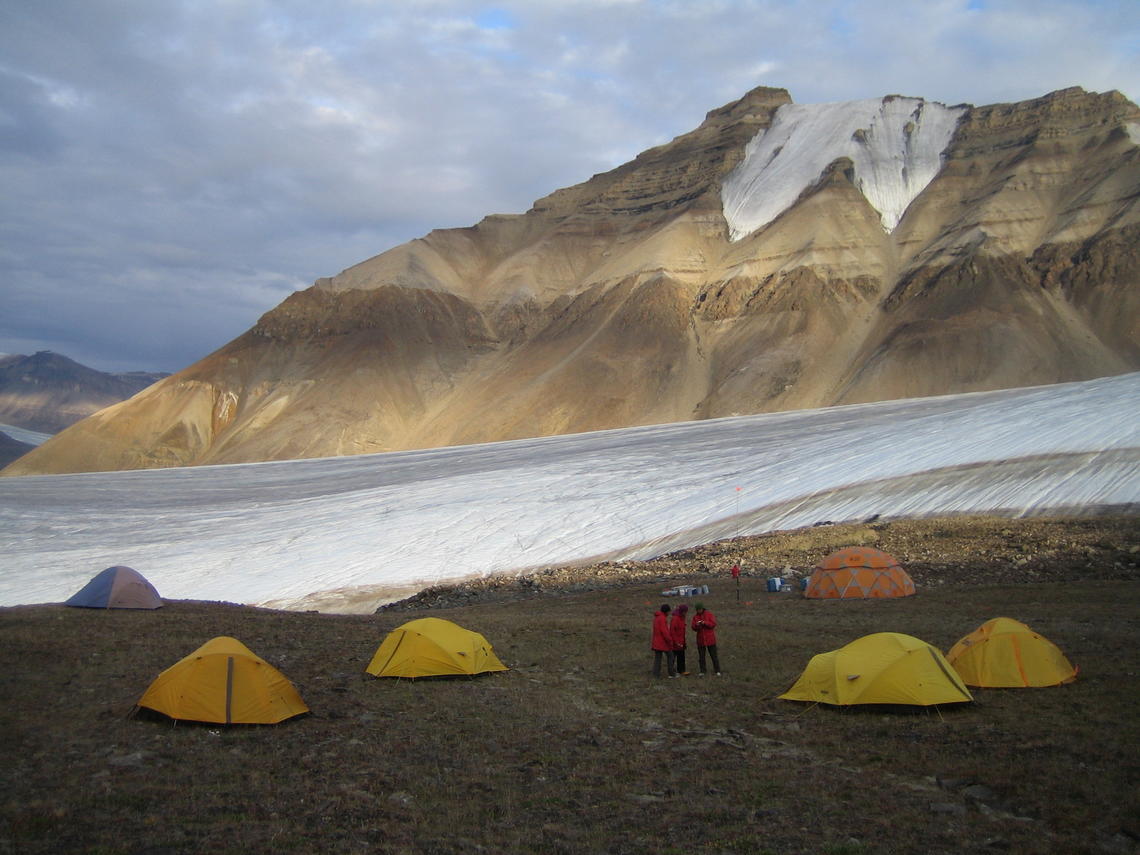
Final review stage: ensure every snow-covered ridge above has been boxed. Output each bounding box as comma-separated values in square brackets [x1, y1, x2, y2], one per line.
[721, 96, 967, 239]
[0, 373, 1136, 614]
[0, 424, 52, 447]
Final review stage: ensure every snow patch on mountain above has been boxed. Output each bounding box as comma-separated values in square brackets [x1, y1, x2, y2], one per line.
[1127, 122, 1140, 146]
[721, 96, 966, 240]
[0, 424, 51, 446]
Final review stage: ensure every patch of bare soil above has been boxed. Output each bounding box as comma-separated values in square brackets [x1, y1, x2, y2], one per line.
[1, 514, 1137, 855]
[387, 514, 1140, 609]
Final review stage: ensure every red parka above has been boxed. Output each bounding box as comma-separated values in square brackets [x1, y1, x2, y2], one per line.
[669, 613, 687, 650]
[691, 609, 718, 646]
[651, 610, 672, 651]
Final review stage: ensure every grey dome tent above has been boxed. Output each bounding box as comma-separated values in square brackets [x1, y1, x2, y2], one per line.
[65, 565, 163, 609]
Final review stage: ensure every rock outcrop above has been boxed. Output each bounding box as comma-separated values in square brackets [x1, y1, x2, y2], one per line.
[6, 85, 1138, 476]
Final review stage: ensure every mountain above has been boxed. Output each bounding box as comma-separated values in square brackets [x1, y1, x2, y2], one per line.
[0, 351, 168, 436]
[0, 432, 34, 469]
[5, 85, 1139, 476]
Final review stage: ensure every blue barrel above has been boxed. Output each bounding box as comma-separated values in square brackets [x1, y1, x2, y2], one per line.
[767, 577, 783, 592]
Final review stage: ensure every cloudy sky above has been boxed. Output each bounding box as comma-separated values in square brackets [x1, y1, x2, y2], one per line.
[2, 1, 1137, 373]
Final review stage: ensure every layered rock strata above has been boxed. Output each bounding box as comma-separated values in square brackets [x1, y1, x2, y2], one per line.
[6, 85, 1138, 475]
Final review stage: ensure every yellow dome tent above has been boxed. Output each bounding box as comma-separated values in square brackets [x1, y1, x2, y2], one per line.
[366, 617, 508, 679]
[137, 636, 309, 724]
[779, 632, 973, 706]
[804, 546, 916, 599]
[946, 617, 1078, 687]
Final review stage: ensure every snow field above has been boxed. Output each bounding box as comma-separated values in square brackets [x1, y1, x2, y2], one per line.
[721, 96, 966, 239]
[0, 373, 1136, 612]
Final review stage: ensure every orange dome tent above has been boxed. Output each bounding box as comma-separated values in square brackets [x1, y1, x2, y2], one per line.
[804, 546, 915, 599]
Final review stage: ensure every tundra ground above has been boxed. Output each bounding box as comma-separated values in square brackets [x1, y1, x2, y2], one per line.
[1, 515, 1137, 854]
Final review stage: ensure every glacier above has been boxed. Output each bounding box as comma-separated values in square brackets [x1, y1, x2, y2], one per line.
[0, 372, 1137, 614]
[0, 424, 52, 446]
[721, 96, 967, 239]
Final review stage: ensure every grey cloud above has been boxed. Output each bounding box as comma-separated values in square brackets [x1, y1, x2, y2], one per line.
[1, 0, 1136, 373]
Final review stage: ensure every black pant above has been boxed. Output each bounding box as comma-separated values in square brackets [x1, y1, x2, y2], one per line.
[697, 644, 720, 674]
[675, 648, 687, 674]
[653, 649, 676, 677]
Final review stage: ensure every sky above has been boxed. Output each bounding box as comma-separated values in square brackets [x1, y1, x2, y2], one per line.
[1, 372, 1136, 613]
[2, 1, 1138, 373]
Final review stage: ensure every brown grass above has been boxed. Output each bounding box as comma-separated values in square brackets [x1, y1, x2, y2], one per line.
[1, 515, 1138, 854]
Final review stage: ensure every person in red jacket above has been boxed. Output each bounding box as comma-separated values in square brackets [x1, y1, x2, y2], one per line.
[670, 603, 690, 675]
[651, 604, 677, 678]
[691, 602, 721, 676]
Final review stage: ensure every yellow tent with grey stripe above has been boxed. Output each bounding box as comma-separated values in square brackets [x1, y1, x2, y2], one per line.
[137, 636, 309, 724]
[779, 632, 973, 706]
[366, 617, 508, 679]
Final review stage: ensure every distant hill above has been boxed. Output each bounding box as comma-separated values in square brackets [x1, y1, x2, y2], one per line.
[0, 351, 168, 434]
[0, 431, 34, 469]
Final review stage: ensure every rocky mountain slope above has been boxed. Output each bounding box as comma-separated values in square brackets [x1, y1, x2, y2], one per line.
[6, 85, 1139, 476]
[0, 351, 166, 435]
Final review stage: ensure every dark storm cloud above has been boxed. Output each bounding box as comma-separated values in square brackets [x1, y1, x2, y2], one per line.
[1, 0, 1136, 372]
